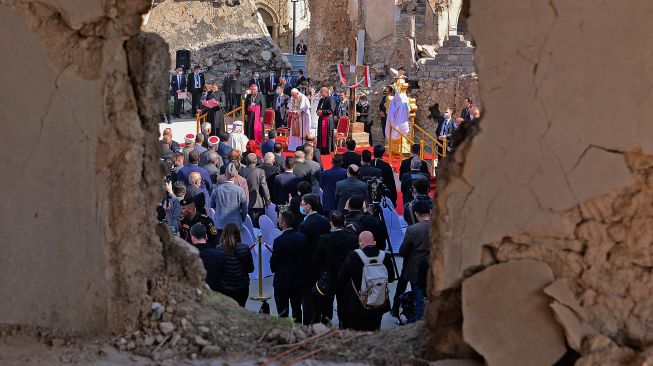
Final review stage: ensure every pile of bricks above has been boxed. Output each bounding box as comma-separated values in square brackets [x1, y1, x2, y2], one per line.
[417, 35, 476, 79]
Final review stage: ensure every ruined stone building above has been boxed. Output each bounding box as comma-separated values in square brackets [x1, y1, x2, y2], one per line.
[2, 0, 653, 364]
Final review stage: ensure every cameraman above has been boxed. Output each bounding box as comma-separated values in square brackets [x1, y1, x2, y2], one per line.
[161, 181, 185, 233]
[343, 197, 387, 251]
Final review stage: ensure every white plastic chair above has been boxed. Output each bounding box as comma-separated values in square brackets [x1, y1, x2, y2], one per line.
[208, 208, 215, 218]
[268, 228, 282, 247]
[240, 227, 255, 246]
[382, 204, 405, 254]
[259, 215, 275, 244]
[319, 188, 324, 202]
[265, 203, 277, 224]
[244, 214, 256, 239]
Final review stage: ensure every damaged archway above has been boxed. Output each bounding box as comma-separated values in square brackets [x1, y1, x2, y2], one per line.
[2, 0, 653, 364]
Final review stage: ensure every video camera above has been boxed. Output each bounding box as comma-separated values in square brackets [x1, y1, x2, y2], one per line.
[366, 176, 388, 205]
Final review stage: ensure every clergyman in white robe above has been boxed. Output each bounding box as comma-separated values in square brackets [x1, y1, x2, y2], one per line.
[287, 89, 312, 151]
[228, 120, 249, 152]
[385, 92, 410, 139]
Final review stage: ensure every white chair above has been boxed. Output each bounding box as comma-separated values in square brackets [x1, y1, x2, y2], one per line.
[259, 215, 275, 244]
[240, 227, 255, 246]
[319, 188, 324, 203]
[268, 228, 282, 246]
[382, 204, 405, 254]
[208, 208, 215, 218]
[265, 203, 277, 224]
[244, 214, 256, 239]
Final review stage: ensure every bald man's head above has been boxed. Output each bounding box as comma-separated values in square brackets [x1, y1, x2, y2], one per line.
[189, 172, 202, 187]
[358, 231, 375, 249]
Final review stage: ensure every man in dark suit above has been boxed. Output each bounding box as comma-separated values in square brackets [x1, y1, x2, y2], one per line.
[265, 68, 278, 108]
[270, 211, 309, 323]
[259, 152, 280, 196]
[399, 143, 430, 178]
[400, 157, 430, 204]
[239, 153, 270, 227]
[272, 84, 290, 128]
[273, 143, 285, 170]
[358, 150, 382, 182]
[335, 165, 368, 211]
[313, 210, 358, 325]
[170, 67, 187, 118]
[216, 132, 232, 168]
[223, 67, 244, 110]
[342, 139, 361, 168]
[436, 108, 456, 154]
[342, 197, 388, 251]
[320, 154, 347, 213]
[303, 134, 323, 169]
[248, 71, 264, 93]
[261, 130, 276, 156]
[273, 157, 302, 205]
[399, 200, 431, 322]
[370, 145, 398, 208]
[297, 194, 331, 324]
[188, 65, 205, 116]
[293, 150, 320, 195]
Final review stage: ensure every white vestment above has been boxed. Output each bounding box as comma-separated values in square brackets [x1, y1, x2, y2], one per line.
[287, 93, 312, 151]
[385, 93, 410, 139]
[228, 124, 249, 152]
[309, 94, 320, 135]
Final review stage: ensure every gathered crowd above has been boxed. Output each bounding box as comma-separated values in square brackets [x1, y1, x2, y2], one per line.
[158, 125, 434, 330]
[159, 63, 481, 331]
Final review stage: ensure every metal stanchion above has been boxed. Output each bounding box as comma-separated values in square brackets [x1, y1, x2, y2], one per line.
[250, 234, 271, 314]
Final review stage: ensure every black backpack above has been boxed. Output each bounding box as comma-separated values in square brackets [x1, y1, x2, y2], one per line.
[344, 214, 363, 236]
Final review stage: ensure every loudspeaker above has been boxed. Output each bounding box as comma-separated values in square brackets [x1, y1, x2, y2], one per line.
[175, 50, 191, 71]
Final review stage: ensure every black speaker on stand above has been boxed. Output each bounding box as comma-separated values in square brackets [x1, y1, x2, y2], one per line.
[175, 50, 191, 71]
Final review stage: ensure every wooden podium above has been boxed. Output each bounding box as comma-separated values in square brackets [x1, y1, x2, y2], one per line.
[350, 122, 370, 147]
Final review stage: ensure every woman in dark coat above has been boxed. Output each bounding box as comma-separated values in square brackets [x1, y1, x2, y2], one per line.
[215, 223, 254, 306]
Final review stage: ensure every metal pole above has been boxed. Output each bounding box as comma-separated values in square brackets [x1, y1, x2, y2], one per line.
[292, 0, 297, 54]
[257, 234, 263, 297]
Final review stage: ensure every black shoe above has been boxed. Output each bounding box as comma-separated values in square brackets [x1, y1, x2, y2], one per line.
[174, 115, 181, 119]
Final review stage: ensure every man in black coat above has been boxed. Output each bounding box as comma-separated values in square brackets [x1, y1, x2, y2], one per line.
[170, 67, 187, 118]
[239, 153, 271, 227]
[358, 150, 382, 182]
[189, 223, 222, 292]
[297, 194, 331, 324]
[399, 143, 430, 178]
[401, 157, 430, 204]
[342, 139, 361, 167]
[313, 210, 358, 325]
[248, 71, 264, 93]
[337, 231, 395, 331]
[343, 197, 388, 251]
[273, 157, 302, 205]
[259, 152, 280, 197]
[272, 85, 291, 128]
[188, 66, 206, 116]
[265, 68, 279, 108]
[270, 211, 309, 323]
[370, 145, 398, 208]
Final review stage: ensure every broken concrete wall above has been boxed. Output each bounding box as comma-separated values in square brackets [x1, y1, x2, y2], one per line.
[427, 0, 653, 360]
[143, 0, 290, 82]
[0, 0, 165, 334]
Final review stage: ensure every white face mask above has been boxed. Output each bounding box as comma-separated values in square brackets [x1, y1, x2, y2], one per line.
[254, 73, 259, 78]
[443, 113, 450, 119]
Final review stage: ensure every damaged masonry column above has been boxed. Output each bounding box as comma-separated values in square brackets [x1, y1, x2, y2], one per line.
[427, 0, 653, 364]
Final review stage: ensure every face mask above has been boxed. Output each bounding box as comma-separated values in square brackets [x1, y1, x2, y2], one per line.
[299, 206, 306, 215]
[443, 113, 450, 119]
[254, 73, 259, 78]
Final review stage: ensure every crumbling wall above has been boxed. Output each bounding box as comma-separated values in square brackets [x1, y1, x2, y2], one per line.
[0, 0, 164, 334]
[414, 75, 479, 132]
[427, 0, 653, 362]
[143, 0, 290, 80]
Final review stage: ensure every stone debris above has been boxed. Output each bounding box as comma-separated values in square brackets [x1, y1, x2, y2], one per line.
[461, 259, 566, 366]
[158, 322, 176, 335]
[549, 302, 595, 352]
